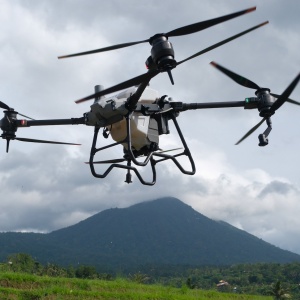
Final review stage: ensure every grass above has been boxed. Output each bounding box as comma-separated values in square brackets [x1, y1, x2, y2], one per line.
[0, 272, 272, 300]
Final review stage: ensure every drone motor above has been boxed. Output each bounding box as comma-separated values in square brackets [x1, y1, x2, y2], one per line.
[256, 88, 276, 117]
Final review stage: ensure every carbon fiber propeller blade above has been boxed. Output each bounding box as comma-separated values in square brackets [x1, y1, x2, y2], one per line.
[177, 22, 267, 67]
[15, 137, 81, 145]
[166, 7, 256, 37]
[58, 40, 149, 59]
[75, 70, 159, 104]
[17, 113, 35, 120]
[210, 61, 260, 89]
[0, 101, 10, 110]
[75, 22, 268, 104]
[59, 7, 256, 59]
[270, 73, 300, 112]
[235, 118, 266, 145]
[270, 93, 300, 106]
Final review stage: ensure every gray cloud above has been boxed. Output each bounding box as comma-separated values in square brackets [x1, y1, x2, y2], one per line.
[258, 181, 297, 198]
[0, 0, 299, 255]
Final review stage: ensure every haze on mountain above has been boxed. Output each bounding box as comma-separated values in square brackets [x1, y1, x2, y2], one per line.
[0, 197, 299, 271]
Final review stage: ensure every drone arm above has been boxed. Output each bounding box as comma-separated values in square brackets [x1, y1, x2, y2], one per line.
[16, 117, 86, 127]
[171, 101, 246, 111]
[132, 100, 256, 115]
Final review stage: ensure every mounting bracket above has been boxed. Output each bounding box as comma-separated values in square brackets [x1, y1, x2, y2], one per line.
[258, 117, 272, 146]
[88, 111, 195, 185]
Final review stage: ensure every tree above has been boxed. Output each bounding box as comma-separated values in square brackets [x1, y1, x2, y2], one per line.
[43, 263, 67, 277]
[7, 253, 40, 274]
[270, 281, 292, 299]
[129, 272, 150, 284]
[75, 265, 98, 279]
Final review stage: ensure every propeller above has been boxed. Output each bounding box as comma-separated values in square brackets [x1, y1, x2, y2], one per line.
[75, 69, 159, 104]
[234, 118, 266, 145]
[58, 7, 256, 59]
[0, 101, 81, 152]
[176, 22, 268, 67]
[14, 137, 81, 145]
[210, 61, 300, 144]
[210, 61, 300, 107]
[0, 101, 10, 110]
[1, 136, 81, 153]
[75, 21, 268, 104]
[0, 100, 35, 120]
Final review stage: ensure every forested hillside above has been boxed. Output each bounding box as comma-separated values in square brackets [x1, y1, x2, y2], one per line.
[0, 197, 299, 271]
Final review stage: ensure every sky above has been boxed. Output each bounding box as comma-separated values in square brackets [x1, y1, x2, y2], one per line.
[0, 0, 300, 255]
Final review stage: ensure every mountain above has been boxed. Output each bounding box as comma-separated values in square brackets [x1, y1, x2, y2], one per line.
[0, 197, 299, 271]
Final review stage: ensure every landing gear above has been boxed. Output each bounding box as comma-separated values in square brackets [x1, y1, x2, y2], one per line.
[88, 112, 195, 185]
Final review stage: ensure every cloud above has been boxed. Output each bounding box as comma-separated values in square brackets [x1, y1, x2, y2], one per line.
[1, 123, 300, 254]
[0, 0, 299, 257]
[181, 160, 300, 254]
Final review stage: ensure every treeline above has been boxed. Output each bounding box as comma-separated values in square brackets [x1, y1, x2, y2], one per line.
[139, 262, 300, 297]
[0, 253, 111, 280]
[1, 253, 300, 298]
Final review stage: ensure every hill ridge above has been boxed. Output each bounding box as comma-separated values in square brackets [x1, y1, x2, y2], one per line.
[0, 197, 299, 270]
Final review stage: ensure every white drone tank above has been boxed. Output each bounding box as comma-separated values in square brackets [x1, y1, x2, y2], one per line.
[109, 86, 160, 150]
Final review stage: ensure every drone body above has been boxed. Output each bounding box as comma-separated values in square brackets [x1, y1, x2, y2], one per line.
[87, 86, 161, 152]
[1, 6, 299, 185]
[108, 87, 161, 151]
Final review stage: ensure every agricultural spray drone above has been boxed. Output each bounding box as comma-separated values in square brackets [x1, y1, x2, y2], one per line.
[1, 7, 299, 185]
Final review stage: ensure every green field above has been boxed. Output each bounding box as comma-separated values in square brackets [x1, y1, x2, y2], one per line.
[0, 272, 271, 300]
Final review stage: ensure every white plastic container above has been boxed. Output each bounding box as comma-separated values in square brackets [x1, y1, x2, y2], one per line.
[110, 87, 160, 150]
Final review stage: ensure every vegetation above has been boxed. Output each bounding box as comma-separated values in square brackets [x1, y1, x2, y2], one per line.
[2, 253, 300, 299]
[141, 262, 300, 298]
[270, 281, 292, 299]
[1, 200, 299, 299]
[0, 271, 271, 300]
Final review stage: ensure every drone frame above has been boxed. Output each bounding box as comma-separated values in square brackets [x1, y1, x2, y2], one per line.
[88, 107, 196, 186]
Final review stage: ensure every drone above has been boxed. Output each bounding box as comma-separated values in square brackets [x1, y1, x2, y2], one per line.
[1, 7, 299, 185]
